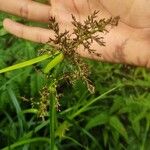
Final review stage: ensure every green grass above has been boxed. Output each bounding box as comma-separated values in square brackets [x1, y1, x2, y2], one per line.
[1, 9, 150, 150]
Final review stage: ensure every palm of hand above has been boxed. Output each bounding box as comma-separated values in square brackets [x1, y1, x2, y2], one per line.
[100, 0, 150, 28]
[51, 0, 150, 66]
[1, 0, 150, 67]
[51, 0, 150, 28]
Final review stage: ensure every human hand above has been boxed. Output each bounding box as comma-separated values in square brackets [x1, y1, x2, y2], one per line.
[0, 0, 150, 67]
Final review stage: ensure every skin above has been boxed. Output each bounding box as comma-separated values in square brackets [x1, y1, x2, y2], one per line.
[0, 0, 150, 67]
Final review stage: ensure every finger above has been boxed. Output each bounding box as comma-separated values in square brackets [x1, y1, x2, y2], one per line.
[3, 19, 150, 68]
[0, 0, 52, 22]
[3, 18, 52, 43]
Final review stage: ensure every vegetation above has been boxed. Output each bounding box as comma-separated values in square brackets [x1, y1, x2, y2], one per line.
[0, 4, 150, 150]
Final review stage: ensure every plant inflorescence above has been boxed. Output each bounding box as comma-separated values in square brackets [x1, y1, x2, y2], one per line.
[47, 11, 119, 92]
[37, 11, 119, 118]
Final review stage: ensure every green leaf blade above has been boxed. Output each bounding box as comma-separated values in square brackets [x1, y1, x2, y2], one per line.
[86, 112, 109, 130]
[109, 116, 128, 142]
[0, 54, 51, 74]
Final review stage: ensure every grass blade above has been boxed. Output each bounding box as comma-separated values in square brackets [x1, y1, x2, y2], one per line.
[22, 120, 49, 139]
[0, 54, 51, 73]
[71, 85, 122, 118]
[109, 116, 128, 141]
[44, 53, 64, 74]
[2, 137, 50, 150]
[86, 112, 109, 130]
[7, 87, 26, 136]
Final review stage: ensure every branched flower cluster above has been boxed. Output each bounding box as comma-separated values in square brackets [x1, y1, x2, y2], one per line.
[44, 11, 119, 93]
[35, 11, 119, 118]
[38, 86, 50, 120]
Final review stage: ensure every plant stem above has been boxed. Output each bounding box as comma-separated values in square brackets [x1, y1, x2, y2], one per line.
[41, 50, 63, 149]
[49, 85, 56, 150]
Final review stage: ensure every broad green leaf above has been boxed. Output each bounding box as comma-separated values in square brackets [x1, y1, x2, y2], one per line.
[86, 112, 109, 130]
[109, 116, 128, 141]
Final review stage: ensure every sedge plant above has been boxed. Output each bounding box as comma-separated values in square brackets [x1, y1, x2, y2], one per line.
[0, 11, 119, 150]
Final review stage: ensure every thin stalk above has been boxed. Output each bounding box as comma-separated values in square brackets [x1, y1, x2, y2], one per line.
[42, 51, 63, 150]
[49, 85, 56, 150]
